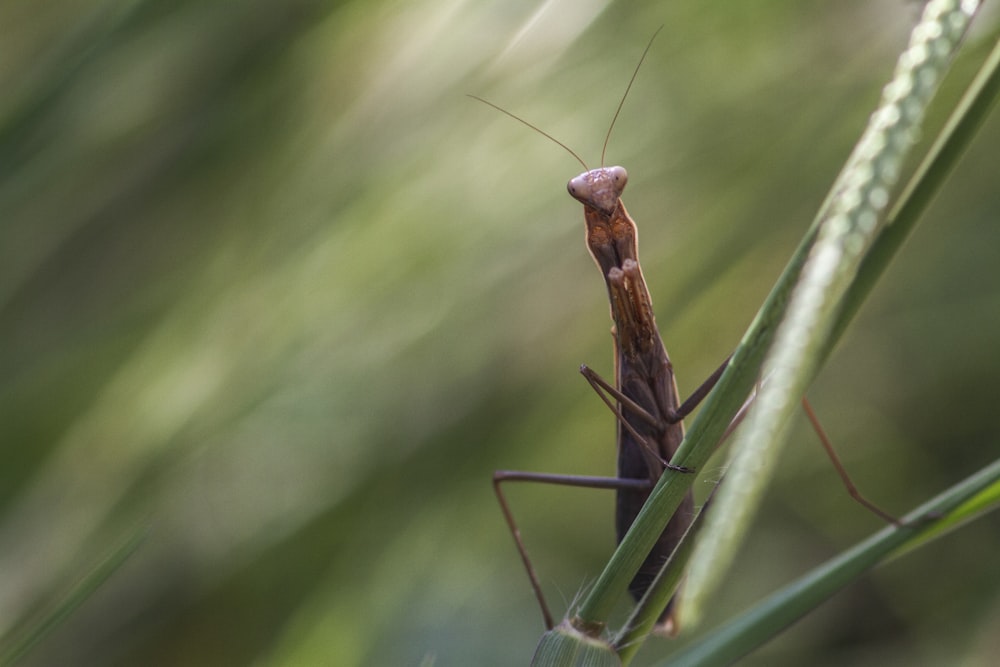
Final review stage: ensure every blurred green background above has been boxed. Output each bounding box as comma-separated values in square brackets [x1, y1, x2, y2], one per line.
[2, 1, 999, 665]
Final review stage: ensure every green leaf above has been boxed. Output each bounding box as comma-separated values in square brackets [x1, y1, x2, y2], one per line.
[660, 457, 1000, 667]
[532, 622, 621, 667]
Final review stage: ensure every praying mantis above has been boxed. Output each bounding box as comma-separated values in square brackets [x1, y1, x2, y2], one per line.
[476, 34, 726, 634]
[476, 31, 896, 637]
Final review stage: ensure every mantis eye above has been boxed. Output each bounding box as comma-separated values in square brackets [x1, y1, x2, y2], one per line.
[567, 174, 591, 198]
[609, 166, 628, 188]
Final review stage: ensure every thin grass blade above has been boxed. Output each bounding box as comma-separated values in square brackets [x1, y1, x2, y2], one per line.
[661, 456, 1000, 667]
[680, 0, 983, 628]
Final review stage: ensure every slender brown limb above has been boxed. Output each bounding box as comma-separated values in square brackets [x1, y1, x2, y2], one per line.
[582, 356, 728, 427]
[720, 383, 757, 445]
[579, 364, 660, 429]
[579, 365, 686, 472]
[492, 470, 653, 630]
[579, 359, 731, 471]
[800, 397, 901, 526]
[674, 356, 730, 422]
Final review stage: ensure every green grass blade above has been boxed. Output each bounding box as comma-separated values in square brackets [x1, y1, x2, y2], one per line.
[0, 527, 147, 666]
[612, 492, 712, 663]
[531, 622, 621, 667]
[680, 0, 982, 628]
[660, 457, 1000, 667]
[830, 31, 1000, 350]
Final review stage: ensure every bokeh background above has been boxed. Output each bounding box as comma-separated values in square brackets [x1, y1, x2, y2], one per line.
[2, 1, 1000, 665]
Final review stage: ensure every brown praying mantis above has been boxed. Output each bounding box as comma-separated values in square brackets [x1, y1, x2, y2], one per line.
[475, 32, 897, 637]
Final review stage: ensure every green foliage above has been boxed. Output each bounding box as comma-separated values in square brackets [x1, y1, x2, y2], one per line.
[1, 2, 999, 666]
[532, 623, 620, 667]
[534, 3, 1000, 662]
